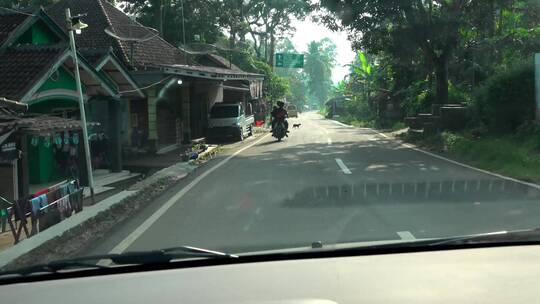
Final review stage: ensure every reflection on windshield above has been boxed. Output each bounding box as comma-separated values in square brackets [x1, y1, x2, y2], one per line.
[210, 106, 240, 118]
[0, 0, 538, 275]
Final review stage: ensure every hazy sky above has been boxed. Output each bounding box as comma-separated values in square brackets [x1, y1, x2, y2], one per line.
[290, 17, 356, 84]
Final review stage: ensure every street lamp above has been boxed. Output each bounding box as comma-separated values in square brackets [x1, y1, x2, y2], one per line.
[65, 8, 95, 203]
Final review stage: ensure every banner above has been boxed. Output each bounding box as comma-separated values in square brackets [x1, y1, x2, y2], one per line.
[0, 128, 18, 162]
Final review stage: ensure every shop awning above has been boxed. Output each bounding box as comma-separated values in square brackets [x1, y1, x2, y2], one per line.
[158, 64, 265, 81]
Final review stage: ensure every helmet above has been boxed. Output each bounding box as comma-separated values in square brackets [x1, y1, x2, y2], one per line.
[277, 101, 285, 107]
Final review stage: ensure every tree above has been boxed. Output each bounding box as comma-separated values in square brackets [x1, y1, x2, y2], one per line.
[304, 38, 336, 106]
[120, 0, 223, 46]
[243, 0, 312, 64]
[321, 0, 473, 104]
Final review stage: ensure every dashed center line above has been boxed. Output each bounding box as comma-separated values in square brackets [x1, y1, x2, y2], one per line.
[397, 231, 416, 240]
[335, 158, 352, 174]
[327, 138, 332, 145]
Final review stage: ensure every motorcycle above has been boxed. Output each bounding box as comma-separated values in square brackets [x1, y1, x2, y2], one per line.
[272, 120, 287, 142]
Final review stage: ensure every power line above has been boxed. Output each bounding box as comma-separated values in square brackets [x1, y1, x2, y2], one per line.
[118, 75, 174, 94]
[0, 6, 36, 16]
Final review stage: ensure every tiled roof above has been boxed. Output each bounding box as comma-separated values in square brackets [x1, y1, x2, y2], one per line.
[204, 54, 242, 71]
[0, 45, 65, 100]
[79, 47, 110, 66]
[46, 0, 188, 69]
[0, 12, 29, 47]
[46, 0, 122, 57]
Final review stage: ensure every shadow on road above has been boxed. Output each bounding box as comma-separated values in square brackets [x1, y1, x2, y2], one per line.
[281, 179, 540, 208]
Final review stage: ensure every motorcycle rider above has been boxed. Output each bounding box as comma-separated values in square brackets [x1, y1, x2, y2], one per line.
[271, 101, 289, 134]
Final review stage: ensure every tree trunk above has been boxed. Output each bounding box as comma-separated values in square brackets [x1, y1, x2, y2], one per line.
[434, 53, 449, 105]
[229, 25, 236, 49]
[268, 33, 275, 67]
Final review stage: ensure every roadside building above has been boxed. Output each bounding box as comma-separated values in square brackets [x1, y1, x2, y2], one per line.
[0, 8, 140, 195]
[0, 97, 91, 201]
[47, 0, 264, 151]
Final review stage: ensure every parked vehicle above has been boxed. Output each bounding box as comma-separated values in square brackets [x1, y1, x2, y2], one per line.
[287, 104, 298, 118]
[208, 103, 254, 141]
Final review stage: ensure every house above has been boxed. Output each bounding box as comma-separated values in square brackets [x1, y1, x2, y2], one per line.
[47, 0, 264, 150]
[0, 97, 92, 201]
[0, 8, 141, 196]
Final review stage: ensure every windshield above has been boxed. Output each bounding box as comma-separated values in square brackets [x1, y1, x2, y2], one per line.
[0, 0, 539, 278]
[210, 106, 239, 118]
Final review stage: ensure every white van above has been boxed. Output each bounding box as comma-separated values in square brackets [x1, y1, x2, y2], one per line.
[287, 104, 298, 118]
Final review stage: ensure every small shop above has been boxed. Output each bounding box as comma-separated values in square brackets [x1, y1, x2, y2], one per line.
[0, 100, 90, 200]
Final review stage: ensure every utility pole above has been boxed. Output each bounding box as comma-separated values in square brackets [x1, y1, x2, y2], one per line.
[159, 0, 164, 37]
[181, 0, 187, 64]
[66, 8, 95, 203]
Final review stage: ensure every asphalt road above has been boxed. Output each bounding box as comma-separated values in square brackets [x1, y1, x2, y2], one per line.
[87, 112, 540, 256]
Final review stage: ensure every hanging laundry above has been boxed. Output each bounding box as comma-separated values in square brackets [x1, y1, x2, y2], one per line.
[46, 191, 57, 206]
[30, 197, 41, 216]
[56, 196, 72, 220]
[68, 181, 76, 194]
[69, 190, 83, 213]
[38, 194, 48, 210]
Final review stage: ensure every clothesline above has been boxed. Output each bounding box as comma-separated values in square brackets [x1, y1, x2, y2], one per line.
[39, 193, 71, 211]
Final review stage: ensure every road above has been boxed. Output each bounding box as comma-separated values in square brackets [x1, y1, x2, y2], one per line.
[88, 112, 540, 256]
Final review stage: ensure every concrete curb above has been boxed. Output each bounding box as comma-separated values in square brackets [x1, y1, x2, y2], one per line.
[0, 158, 200, 269]
[0, 191, 137, 269]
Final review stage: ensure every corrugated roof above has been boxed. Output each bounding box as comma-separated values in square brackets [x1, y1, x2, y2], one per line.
[159, 64, 264, 80]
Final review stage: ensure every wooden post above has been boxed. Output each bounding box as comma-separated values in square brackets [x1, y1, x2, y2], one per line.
[18, 134, 29, 198]
[108, 99, 122, 172]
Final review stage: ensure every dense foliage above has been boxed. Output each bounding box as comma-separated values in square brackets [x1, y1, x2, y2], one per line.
[321, 0, 540, 131]
[474, 62, 535, 133]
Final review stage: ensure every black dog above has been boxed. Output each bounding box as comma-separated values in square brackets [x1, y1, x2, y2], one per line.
[292, 123, 301, 129]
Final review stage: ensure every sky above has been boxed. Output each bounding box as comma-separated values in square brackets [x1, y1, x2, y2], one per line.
[290, 18, 356, 84]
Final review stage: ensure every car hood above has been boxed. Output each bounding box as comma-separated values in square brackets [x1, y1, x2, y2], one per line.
[1, 245, 540, 303]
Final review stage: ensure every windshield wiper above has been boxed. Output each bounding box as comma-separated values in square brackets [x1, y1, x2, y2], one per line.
[0, 246, 237, 278]
[426, 228, 540, 246]
[355, 228, 540, 250]
[105, 245, 238, 264]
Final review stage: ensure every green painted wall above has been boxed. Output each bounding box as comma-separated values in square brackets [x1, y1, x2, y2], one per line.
[38, 67, 78, 92]
[15, 21, 59, 45]
[29, 98, 78, 113]
[28, 138, 55, 184]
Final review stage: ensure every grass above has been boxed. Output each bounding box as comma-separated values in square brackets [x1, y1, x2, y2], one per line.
[335, 114, 375, 128]
[402, 131, 540, 183]
[391, 121, 407, 131]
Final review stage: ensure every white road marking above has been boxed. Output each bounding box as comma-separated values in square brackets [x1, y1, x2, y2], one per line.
[397, 231, 416, 240]
[368, 128, 540, 190]
[331, 120, 353, 128]
[327, 138, 332, 145]
[335, 158, 352, 174]
[105, 133, 271, 255]
[255, 207, 261, 215]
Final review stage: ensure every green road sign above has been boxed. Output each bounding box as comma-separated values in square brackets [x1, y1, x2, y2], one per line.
[275, 53, 304, 68]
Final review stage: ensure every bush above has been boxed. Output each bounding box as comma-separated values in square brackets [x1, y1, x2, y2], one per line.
[474, 62, 535, 133]
[448, 82, 471, 104]
[402, 80, 435, 116]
